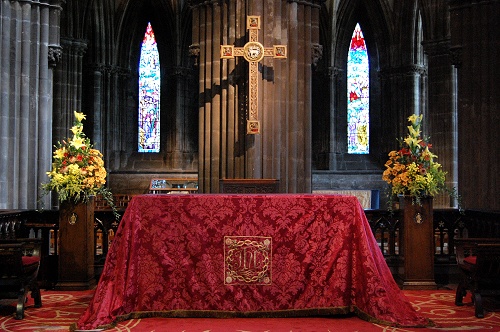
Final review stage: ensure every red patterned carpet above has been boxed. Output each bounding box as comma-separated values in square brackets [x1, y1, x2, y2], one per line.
[0, 289, 499, 331]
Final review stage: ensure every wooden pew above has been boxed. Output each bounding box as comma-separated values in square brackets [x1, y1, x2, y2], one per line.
[454, 238, 500, 318]
[0, 238, 42, 319]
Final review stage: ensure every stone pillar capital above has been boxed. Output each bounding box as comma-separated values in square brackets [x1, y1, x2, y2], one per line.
[422, 38, 450, 57]
[312, 44, 323, 67]
[61, 37, 88, 56]
[449, 46, 463, 68]
[189, 44, 200, 66]
[48, 45, 63, 67]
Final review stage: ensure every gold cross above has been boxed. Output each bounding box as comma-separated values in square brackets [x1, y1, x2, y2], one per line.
[221, 16, 287, 134]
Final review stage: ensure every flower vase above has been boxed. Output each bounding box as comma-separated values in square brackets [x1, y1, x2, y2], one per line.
[55, 196, 96, 290]
[398, 195, 437, 290]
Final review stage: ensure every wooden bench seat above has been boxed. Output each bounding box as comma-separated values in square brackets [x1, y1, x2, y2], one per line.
[454, 238, 500, 318]
[0, 238, 42, 319]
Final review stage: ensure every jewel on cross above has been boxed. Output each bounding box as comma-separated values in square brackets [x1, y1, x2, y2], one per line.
[221, 16, 287, 134]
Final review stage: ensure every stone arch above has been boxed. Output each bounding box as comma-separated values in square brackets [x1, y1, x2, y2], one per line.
[311, 0, 393, 207]
[108, 0, 198, 177]
[331, 0, 389, 170]
[378, 0, 425, 145]
[417, 0, 458, 206]
[80, 0, 118, 154]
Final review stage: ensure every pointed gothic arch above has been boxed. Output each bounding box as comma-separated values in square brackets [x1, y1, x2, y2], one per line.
[138, 22, 161, 153]
[332, 0, 387, 170]
[347, 22, 370, 154]
[108, 0, 198, 176]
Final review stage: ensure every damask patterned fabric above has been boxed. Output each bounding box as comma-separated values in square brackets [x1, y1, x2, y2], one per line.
[77, 194, 431, 329]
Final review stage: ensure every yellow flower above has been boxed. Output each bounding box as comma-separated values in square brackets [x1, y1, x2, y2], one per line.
[71, 136, 86, 149]
[54, 147, 67, 159]
[67, 164, 81, 175]
[408, 114, 422, 125]
[74, 111, 86, 122]
[404, 136, 421, 147]
[71, 125, 82, 136]
[52, 173, 64, 183]
[407, 125, 420, 138]
[422, 146, 437, 161]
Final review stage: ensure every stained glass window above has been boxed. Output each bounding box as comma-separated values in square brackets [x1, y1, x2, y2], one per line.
[138, 22, 161, 153]
[347, 23, 369, 154]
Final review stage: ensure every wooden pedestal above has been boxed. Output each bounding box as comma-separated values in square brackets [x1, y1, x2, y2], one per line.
[55, 196, 96, 290]
[398, 196, 437, 290]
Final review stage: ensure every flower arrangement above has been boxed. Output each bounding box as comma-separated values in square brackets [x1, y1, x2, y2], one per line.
[42, 111, 116, 212]
[382, 114, 452, 207]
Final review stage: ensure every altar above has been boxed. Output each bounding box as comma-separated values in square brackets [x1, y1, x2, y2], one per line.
[76, 194, 430, 329]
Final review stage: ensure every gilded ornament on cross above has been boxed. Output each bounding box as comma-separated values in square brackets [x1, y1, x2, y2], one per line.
[220, 16, 287, 134]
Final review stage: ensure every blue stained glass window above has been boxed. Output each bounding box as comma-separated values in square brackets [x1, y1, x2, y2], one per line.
[138, 22, 161, 153]
[347, 23, 369, 154]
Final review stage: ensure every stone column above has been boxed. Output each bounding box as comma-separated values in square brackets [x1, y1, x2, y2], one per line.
[91, 64, 104, 151]
[51, 36, 87, 208]
[108, 66, 130, 170]
[53, 37, 87, 144]
[422, 39, 458, 208]
[379, 64, 427, 149]
[191, 0, 320, 193]
[328, 66, 343, 169]
[0, 0, 64, 209]
[449, 0, 500, 210]
[171, 65, 197, 170]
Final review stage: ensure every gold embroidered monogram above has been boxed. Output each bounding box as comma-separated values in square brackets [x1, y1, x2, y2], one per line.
[224, 236, 272, 285]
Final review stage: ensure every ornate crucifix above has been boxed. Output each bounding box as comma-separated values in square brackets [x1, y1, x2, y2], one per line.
[221, 16, 287, 134]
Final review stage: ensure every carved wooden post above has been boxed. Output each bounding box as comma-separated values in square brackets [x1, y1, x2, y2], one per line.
[56, 196, 96, 290]
[399, 196, 437, 290]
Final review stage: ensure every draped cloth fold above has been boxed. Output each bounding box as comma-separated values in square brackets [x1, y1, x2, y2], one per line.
[76, 194, 431, 330]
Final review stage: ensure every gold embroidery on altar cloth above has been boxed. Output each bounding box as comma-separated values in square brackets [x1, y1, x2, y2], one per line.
[224, 236, 272, 285]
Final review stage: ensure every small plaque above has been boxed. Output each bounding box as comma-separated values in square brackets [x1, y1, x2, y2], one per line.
[273, 45, 287, 58]
[69, 213, 78, 225]
[220, 45, 234, 59]
[247, 120, 260, 134]
[247, 16, 260, 30]
[224, 236, 272, 285]
[414, 212, 424, 224]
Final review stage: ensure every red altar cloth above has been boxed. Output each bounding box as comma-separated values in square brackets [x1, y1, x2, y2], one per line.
[77, 194, 430, 329]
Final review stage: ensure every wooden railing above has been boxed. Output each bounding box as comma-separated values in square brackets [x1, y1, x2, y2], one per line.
[1, 200, 499, 288]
